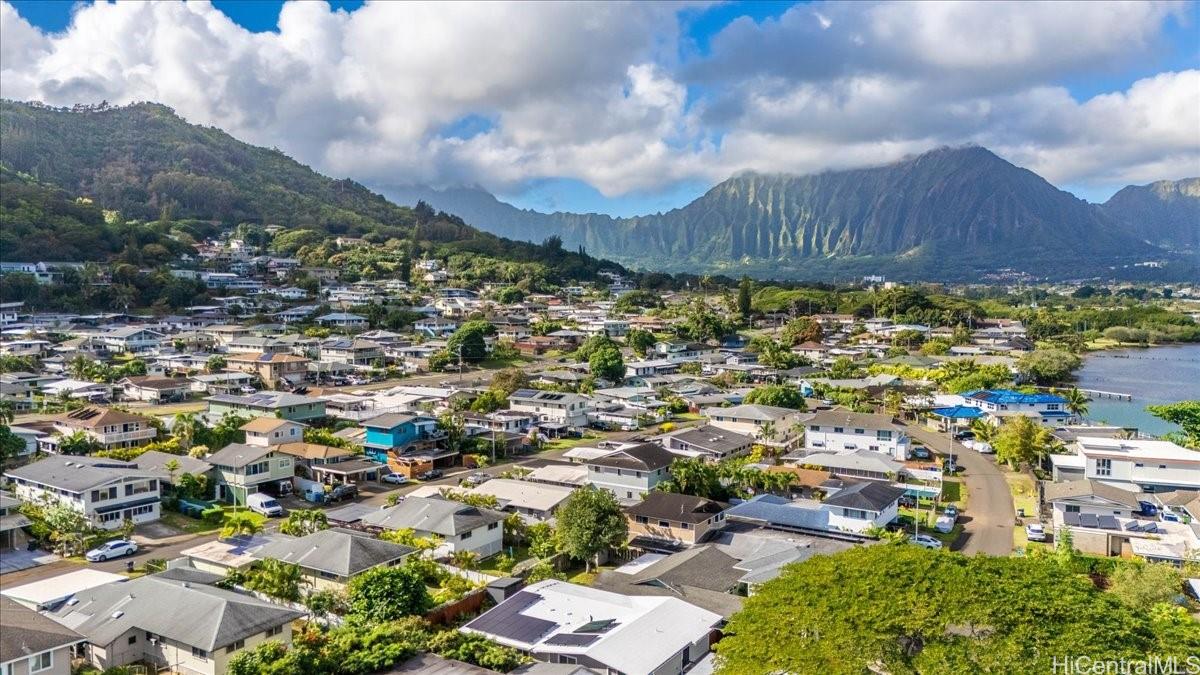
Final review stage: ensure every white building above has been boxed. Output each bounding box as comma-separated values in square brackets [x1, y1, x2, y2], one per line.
[584, 443, 675, 501]
[4, 456, 163, 530]
[361, 496, 505, 558]
[703, 403, 807, 451]
[802, 410, 909, 461]
[461, 579, 722, 674]
[509, 389, 593, 428]
[1053, 436, 1200, 493]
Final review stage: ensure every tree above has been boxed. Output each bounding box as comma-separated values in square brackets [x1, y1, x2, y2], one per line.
[1107, 562, 1184, 612]
[716, 545, 1167, 674]
[827, 357, 862, 379]
[449, 549, 480, 570]
[246, 558, 306, 602]
[58, 430, 100, 455]
[780, 317, 822, 346]
[40, 502, 98, 556]
[446, 320, 496, 363]
[280, 509, 329, 537]
[527, 521, 557, 559]
[588, 345, 625, 383]
[0, 425, 26, 465]
[743, 385, 807, 410]
[554, 486, 627, 571]
[625, 328, 656, 357]
[206, 354, 227, 373]
[657, 458, 728, 500]
[172, 411, 203, 449]
[1017, 349, 1081, 385]
[470, 389, 507, 414]
[220, 511, 264, 539]
[490, 368, 529, 395]
[737, 276, 753, 320]
[1147, 401, 1200, 449]
[346, 565, 432, 622]
[993, 415, 1054, 470]
[1061, 387, 1090, 419]
[919, 339, 950, 356]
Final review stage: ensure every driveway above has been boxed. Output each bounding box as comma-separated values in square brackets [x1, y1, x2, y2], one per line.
[909, 426, 1015, 556]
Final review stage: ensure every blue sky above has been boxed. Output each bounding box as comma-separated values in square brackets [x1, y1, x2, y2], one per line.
[4, 1, 1197, 213]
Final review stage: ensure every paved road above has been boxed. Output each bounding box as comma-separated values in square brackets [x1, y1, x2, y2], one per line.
[908, 426, 1015, 556]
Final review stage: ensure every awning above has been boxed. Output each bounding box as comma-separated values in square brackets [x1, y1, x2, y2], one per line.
[311, 459, 385, 476]
[94, 496, 160, 515]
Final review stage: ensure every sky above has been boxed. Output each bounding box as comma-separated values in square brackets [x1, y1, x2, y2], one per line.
[2, 1, 1198, 216]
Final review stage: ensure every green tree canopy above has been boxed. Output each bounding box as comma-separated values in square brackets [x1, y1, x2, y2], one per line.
[554, 486, 628, 571]
[1147, 400, 1200, 449]
[1017, 348, 1081, 385]
[992, 415, 1056, 470]
[446, 320, 496, 362]
[588, 345, 626, 383]
[743, 385, 807, 410]
[346, 565, 433, 623]
[625, 328, 657, 357]
[780, 317, 823, 345]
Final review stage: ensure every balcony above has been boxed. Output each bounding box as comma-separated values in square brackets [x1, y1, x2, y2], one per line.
[96, 428, 158, 444]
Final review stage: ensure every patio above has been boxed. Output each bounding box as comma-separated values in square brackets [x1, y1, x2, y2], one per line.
[0, 548, 60, 574]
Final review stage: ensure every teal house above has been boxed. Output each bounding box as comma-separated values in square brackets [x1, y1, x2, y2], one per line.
[362, 413, 442, 461]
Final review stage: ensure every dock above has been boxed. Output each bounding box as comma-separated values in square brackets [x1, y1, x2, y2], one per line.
[1077, 388, 1133, 401]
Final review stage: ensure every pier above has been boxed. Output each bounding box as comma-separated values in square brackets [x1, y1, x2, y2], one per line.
[1077, 388, 1133, 401]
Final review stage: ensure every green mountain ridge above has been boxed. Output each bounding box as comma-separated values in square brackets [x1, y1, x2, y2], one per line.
[1101, 178, 1200, 252]
[386, 147, 1186, 281]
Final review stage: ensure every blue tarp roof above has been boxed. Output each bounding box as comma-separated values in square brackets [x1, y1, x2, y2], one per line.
[963, 389, 1067, 405]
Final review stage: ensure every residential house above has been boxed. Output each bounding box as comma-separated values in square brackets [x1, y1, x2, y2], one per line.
[225, 336, 288, 356]
[361, 496, 505, 558]
[362, 413, 443, 455]
[99, 327, 164, 354]
[414, 318, 457, 337]
[703, 404, 807, 451]
[624, 492, 727, 551]
[802, 410, 910, 461]
[1042, 480, 1152, 557]
[655, 341, 715, 362]
[46, 574, 302, 675]
[206, 392, 326, 422]
[725, 481, 905, 537]
[315, 313, 368, 330]
[959, 389, 1073, 425]
[584, 443, 675, 501]
[1051, 436, 1200, 493]
[0, 494, 33, 554]
[225, 352, 310, 388]
[656, 425, 755, 462]
[205, 442, 295, 504]
[4, 456, 163, 530]
[132, 451, 213, 492]
[47, 407, 157, 452]
[117, 376, 189, 404]
[0, 595, 84, 675]
[467, 479, 576, 521]
[461, 580, 721, 674]
[591, 545, 751, 619]
[274, 442, 382, 484]
[509, 389, 593, 428]
[250, 528, 414, 591]
[318, 338, 384, 366]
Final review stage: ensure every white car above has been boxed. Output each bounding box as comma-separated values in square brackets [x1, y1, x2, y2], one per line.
[963, 439, 994, 454]
[86, 539, 138, 562]
[910, 534, 943, 550]
[381, 472, 408, 485]
[1025, 523, 1048, 542]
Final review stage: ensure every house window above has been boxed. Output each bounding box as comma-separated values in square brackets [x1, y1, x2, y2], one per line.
[226, 640, 245, 654]
[833, 427, 844, 433]
[266, 625, 283, 638]
[809, 425, 819, 432]
[460, 530, 473, 540]
[1095, 459, 1112, 477]
[658, 520, 671, 527]
[877, 430, 892, 441]
[635, 516, 648, 524]
[487, 522, 498, 530]
[192, 647, 209, 659]
[30, 652, 52, 673]
[854, 428, 864, 435]
[1065, 505, 1081, 513]
[128, 635, 138, 645]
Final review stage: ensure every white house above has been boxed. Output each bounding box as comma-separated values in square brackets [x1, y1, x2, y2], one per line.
[461, 579, 722, 675]
[584, 443, 675, 501]
[509, 389, 593, 428]
[725, 481, 905, 536]
[655, 424, 755, 462]
[802, 410, 910, 461]
[99, 327, 165, 354]
[959, 389, 1074, 425]
[1055, 436, 1200, 493]
[4, 456, 163, 530]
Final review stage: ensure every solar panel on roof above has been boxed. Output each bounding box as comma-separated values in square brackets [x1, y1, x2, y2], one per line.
[1063, 512, 1081, 526]
[544, 633, 600, 647]
[1142, 522, 1158, 533]
[1079, 513, 1099, 529]
[464, 591, 556, 645]
[1125, 521, 1142, 532]
[1097, 515, 1119, 530]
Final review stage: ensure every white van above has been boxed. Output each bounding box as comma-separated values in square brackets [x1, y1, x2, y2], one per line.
[246, 493, 284, 517]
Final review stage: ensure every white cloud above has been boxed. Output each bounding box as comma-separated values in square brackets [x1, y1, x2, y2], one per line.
[0, 0, 1195, 207]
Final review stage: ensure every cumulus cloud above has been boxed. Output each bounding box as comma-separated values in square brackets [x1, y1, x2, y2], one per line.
[0, 0, 1195, 206]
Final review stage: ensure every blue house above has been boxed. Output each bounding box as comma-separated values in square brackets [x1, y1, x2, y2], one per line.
[960, 389, 1075, 425]
[361, 413, 442, 461]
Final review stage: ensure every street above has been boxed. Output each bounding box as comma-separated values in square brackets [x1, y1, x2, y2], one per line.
[908, 426, 1016, 556]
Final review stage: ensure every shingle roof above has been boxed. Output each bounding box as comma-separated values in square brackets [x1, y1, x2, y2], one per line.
[624, 492, 724, 524]
[805, 410, 899, 431]
[4, 456, 161, 492]
[133, 450, 212, 477]
[662, 425, 754, 454]
[252, 528, 413, 577]
[1042, 479, 1141, 509]
[203, 443, 275, 469]
[57, 406, 148, 429]
[588, 443, 676, 471]
[822, 481, 906, 512]
[47, 574, 302, 651]
[240, 417, 301, 434]
[0, 595, 84, 662]
[361, 496, 506, 536]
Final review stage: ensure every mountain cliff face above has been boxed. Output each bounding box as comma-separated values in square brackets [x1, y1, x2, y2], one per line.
[1101, 178, 1200, 252]
[386, 147, 1165, 279]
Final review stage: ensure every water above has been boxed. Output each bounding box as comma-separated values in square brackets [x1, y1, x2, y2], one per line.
[1074, 343, 1200, 437]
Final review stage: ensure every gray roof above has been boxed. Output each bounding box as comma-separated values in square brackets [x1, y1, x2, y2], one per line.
[4, 456, 161, 493]
[588, 443, 676, 471]
[47, 574, 302, 651]
[133, 450, 213, 477]
[1042, 480, 1141, 509]
[361, 496, 506, 536]
[207, 391, 322, 409]
[388, 653, 504, 674]
[706, 404, 799, 422]
[203, 443, 275, 468]
[252, 528, 414, 577]
[362, 412, 420, 429]
[0, 595, 84, 662]
[592, 545, 746, 618]
[805, 409, 901, 431]
[664, 425, 754, 454]
[823, 481, 906, 512]
[624, 492, 725, 524]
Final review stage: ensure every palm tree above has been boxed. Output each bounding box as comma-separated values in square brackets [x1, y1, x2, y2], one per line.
[67, 355, 92, 381]
[172, 412, 204, 449]
[219, 511, 264, 539]
[758, 421, 778, 443]
[450, 549, 480, 571]
[969, 419, 998, 446]
[1062, 387, 1090, 419]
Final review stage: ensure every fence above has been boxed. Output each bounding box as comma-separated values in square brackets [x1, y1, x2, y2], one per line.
[424, 587, 487, 625]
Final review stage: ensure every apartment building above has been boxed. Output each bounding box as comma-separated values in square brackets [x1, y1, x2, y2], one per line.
[4, 456, 163, 529]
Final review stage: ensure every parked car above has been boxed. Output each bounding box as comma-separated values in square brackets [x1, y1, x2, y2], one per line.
[464, 471, 491, 486]
[1161, 510, 1181, 523]
[1025, 523, 1048, 542]
[382, 472, 409, 485]
[943, 505, 959, 520]
[247, 493, 285, 517]
[934, 516, 955, 534]
[327, 483, 359, 502]
[86, 539, 138, 562]
[911, 446, 932, 460]
[909, 534, 943, 550]
[954, 430, 975, 441]
[964, 440, 994, 454]
[418, 469, 444, 481]
[1138, 500, 1159, 516]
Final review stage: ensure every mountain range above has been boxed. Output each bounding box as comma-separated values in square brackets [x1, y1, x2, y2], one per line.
[386, 148, 1198, 281]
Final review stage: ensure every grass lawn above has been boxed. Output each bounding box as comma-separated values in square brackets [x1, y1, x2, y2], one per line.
[159, 507, 266, 535]
[478, 545, 533, 576]
[566, 564, 616, 586]
[941, 478, 966, 506]
[478, 356, 533, 369]
[1005, 471, 1038, 518]
[673, 412, 704, 422]
[541, 434, 604, 452]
